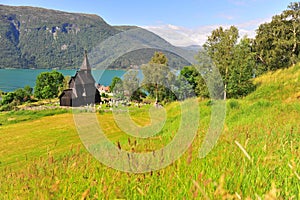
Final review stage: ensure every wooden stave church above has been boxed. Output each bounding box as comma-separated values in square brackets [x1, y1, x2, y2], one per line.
[59, 51, 101, 107]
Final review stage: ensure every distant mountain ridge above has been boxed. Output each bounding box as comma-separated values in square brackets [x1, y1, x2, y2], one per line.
[0, 5, 195, 70]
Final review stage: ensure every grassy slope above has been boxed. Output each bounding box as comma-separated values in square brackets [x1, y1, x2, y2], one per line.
[0, 64, 299, 199]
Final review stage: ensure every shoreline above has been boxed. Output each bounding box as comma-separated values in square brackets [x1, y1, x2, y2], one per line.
[0, 67, 134, 71]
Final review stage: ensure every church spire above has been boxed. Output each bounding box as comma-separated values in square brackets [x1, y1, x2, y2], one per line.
[80, 50, 91, 71]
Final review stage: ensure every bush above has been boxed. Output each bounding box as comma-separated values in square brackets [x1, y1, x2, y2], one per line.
[34, 71, 64, 99]
[0, 104, 13, 111]
[228, 100, 240, 109]
[206, 100, 214, 106]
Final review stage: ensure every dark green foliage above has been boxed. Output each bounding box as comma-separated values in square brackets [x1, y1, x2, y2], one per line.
[129, 89, 147, 102]
[34, 71, 64, 99]
[227, 37, 256, 98]
[254, 2, 300, 72]
[227, 100, 240, 109]
[1, 92, 15, 105]
[179, 66, 204, 97]
[0, 85, 33, 111]
[0, 85, 32, 104]
[101, 93, 109, 98]
[172, 75, 195, 100]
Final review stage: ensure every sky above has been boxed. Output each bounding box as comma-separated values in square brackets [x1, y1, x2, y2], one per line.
[0, 0, 293, 46]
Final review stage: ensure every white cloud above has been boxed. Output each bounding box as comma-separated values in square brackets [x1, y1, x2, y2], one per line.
[143, 17, 272, 47]
[143, 24, 215, 47]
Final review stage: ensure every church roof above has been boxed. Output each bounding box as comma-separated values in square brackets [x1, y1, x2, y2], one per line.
[80, 50, 91, 71]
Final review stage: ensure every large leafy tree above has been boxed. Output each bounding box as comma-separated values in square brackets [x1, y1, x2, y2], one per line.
[122, 70, 145, 102]
[34, 71, 64, 99]
[203, 26, 239, 99]
[141, 52, 176, 103]
[172, 75, 195, 100]
[179, 65, 209, 98]
[203, 26, 256, 99]
[180, 66, 201, 95]
[229, 37, 256, 98]
[254, 2, 300, 72]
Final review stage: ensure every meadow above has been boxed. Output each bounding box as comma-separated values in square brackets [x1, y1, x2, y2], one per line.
[0, 64, 299, 199]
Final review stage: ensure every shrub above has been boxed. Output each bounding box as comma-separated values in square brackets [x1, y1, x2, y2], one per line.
[228, 100, 240, 109]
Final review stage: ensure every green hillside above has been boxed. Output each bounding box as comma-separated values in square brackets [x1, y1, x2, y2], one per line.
[247, 64, 300, 102]
[0, 64, 299, 199]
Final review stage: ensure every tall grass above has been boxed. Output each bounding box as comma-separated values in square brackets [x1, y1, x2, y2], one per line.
[0, 64, 299, 199]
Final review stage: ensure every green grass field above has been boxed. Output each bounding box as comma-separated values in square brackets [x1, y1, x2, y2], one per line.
[0, 64, 299, 199]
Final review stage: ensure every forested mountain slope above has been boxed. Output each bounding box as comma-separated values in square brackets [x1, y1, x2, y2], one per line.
[0, 5, 190, 69]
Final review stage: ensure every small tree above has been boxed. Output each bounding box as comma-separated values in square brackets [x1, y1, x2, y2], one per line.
[34, 71, 64, 99]
[1, 92, 15, 105]
[24, 85, 33, 96]
[110, 77, 124, 100]
[110, 76, 122, 92]
[180, 66, 203, 96]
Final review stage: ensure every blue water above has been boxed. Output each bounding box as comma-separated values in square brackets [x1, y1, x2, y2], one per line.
[0, 69, 126, 92]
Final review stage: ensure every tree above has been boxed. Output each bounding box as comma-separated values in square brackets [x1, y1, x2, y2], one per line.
[141, 52, 175, 103]
[285, 2, 300, 65]
[122, 70, 141, 101]
[194, 50, 224, 99]
[229, 37, 256, 98]
[24, 85, 33, 96]
[110, 76, 122, 92]
[203, 26, 256, 99]
[34, 71, 64, 99]
[112, 80, 125, 100]
[14, 88, 28, 103]
[172, 75, 195, 100]
[203, 26, 239, 99]
[149, 51, 169, 65]
[180, 66, 202, 96]
[254, 2, 300, 72]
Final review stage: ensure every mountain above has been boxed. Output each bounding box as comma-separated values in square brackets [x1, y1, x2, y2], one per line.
[0, 5, 195, 70]
[181, 45, 202, 52]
